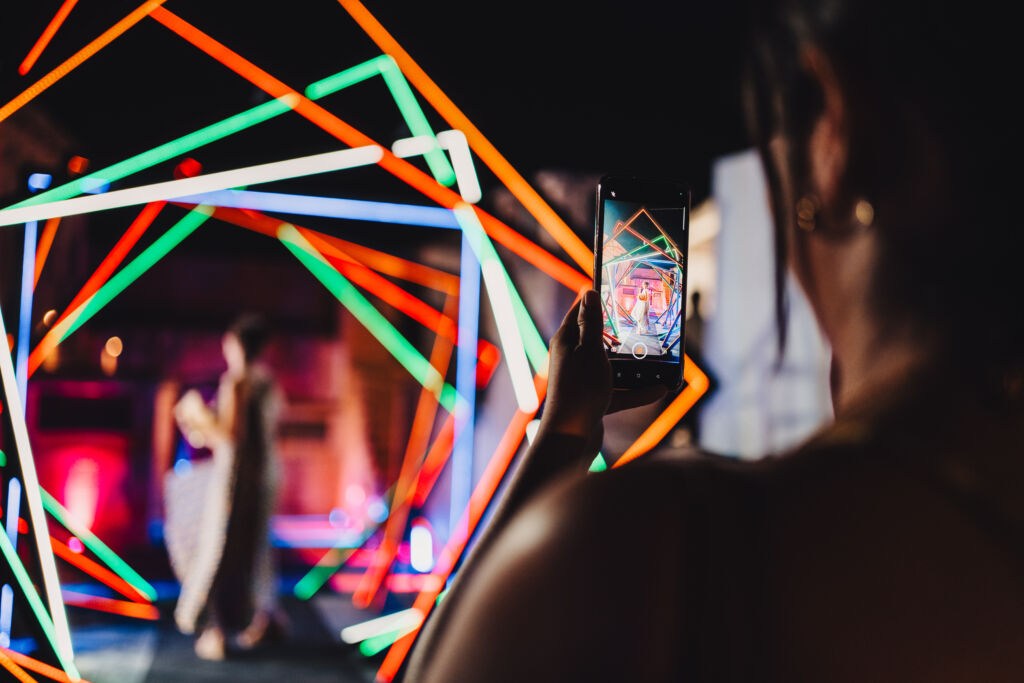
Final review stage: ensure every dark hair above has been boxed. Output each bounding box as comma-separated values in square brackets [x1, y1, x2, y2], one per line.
[745, 1, 1022, 382]
[228, 314, 270, 362]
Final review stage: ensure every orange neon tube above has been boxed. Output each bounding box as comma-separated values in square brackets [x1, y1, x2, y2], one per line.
[193, 205, 459, 341]
[148, 7, 589, 293]
[33, 217, 62, 288]
[60, 591, 159, 621]
[18, 0, 82, 75]
[50, 537, 150, 604]
[0, 648, 84, 683]
[307, 233, 459, 295]
[0, 650, 38, 683]
[354, 292, 459, 608]
[0, 0, 168, 124]
[614, 355, 710, 467]
[378, 377, 546, 682]
[28, 200, 167, 377]
[336, 0, 593, 275]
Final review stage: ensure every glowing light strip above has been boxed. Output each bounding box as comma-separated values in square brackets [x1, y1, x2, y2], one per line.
[0, 648, 82, 683]
[392, 130, 482, 204]
[49, 538, 149, 604]
[336, 0, 593, 273]
[0, 649, 37, 683]
[0, 0, 168, 124]
[53, 206, 215, 345]
[60, 592, 159, 621]
[146, 6, 591, 293]
[278, 224, 459, 413]
[33, 217, 62, 288]
[378, 379, 546, 681]
[360, 624, 420, 657]
[0, 477, 22, 646]
[351, 293, 458, 607]
[39, 491, 156, 602]
[18, 0, 81, 75]
[173, 189, 459, 229]
[455, 205, 537, 412]
[340, 608, 423, 644]
[451, 230, 479, 554]
[0, 524, 75, 679]
[0, 308, 76, 676]
[29, 201, 167, 378]
[0, 146, 383, 227]
[17, 222, 38, 404]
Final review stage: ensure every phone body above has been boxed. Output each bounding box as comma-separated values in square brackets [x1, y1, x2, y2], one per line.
[594, 175, 690, 390]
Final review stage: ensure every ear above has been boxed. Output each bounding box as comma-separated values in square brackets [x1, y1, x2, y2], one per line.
[802, 47, 848, 207]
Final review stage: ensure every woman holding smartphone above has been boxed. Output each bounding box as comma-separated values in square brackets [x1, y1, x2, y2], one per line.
[405, 0, 1024, 680]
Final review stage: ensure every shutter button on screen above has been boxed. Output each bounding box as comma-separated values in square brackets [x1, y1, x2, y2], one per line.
[631, 342, 648, 359]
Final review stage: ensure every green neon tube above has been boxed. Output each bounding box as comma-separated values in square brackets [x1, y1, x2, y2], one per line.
[57, 206, 213, 343]
[279, 225, 458, 413]
[0, 525, 80, 679]
[6, 55, 453, 213]
[359, 626, 415, 657]
[40, 490, 157, 602]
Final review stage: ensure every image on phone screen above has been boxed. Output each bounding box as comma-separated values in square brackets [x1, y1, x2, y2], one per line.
[599, 199, 686, 362]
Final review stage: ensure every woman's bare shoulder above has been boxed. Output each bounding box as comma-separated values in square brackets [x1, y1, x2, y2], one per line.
[417, 455, 759, 682]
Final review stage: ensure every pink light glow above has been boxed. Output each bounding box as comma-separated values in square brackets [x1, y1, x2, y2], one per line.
[64, 458, 100, 530]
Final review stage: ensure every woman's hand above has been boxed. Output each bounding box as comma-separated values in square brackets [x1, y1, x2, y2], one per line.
[542, 290, 667, 444]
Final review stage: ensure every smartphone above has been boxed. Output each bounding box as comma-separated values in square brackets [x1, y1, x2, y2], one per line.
[594, 175, 690, 389]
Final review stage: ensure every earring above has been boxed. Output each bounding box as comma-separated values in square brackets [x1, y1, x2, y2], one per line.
[795, 194, 819, 231]
[853, 199, 875, 228]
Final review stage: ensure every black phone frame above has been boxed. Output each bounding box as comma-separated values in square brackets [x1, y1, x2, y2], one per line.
[594, 174, 691, 390]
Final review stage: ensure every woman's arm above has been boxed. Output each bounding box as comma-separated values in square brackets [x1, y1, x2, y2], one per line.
[405, 291, 665, 678]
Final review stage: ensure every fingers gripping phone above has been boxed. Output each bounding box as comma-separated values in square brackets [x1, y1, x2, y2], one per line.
[594, 175, 690, 390]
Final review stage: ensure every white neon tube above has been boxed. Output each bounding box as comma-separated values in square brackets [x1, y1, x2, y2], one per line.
[0, 145, 384, 227]
[0, 305, 77, 675]
[454, 204, 539, 413]
[393, 129, 482, 204]
[340, 608, 424, 644]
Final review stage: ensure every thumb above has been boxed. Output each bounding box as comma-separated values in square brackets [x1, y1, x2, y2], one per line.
[578, 289, 604, 350]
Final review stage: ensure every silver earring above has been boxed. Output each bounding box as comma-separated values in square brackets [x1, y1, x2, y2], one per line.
[796, 194, 820, 231]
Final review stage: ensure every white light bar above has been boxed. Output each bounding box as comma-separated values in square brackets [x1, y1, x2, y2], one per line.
[340, 608, 424, 644]
[0, 145, 385, 227]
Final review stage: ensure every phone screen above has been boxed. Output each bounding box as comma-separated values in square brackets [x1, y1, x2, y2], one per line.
[598, 198, 686, 364]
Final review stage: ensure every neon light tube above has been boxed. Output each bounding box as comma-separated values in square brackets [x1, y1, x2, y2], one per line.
[33, 217, 62, 288]
[436, 130, 483, 204]
[18, 0, 82, 75]
[40, 491, 156, 601]
[0, 529, 77, 679]
[451, 229, 480, 543]
[360, 624, 420, 657]
[50, 538, 150, 604]
[335, 0, 594, 274]
[17, 222, 37, 404]
[278, 224, 459, 413]
[0, 649, 37, 683]
[0, 308, 76, 676]
[351, 294, 458, 607]
[0, 0, 168, 125]
[60, 591, 158, 621]
[340, 608, 423, 644]
[0, 477, 22, 646]
[28, 201, 167, 378]
[172, 189, 459, 229]
[409, 524, 433, 573]
[0, 648, 83, 683]
[54, 206, 215, 344]
[0, 146, 383, 227]
[455, 205, 538, 413]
